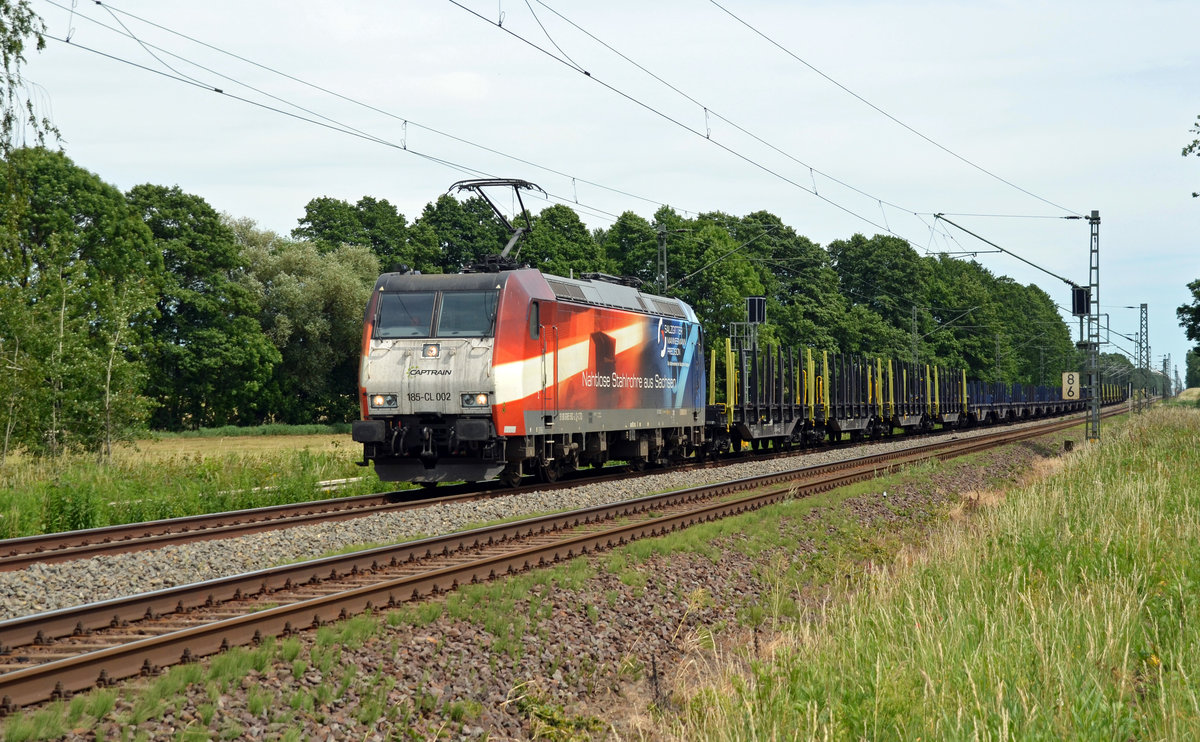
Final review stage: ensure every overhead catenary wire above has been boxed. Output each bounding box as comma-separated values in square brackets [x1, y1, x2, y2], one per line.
[47, 0, 703, 218]
[57, 5, 809, 248]
[39, 8, 661, 231]
[530, 0, 924, 218]
[708, 0, 1083, 218]
[53, 3, 402, 152]
[934, 213, 1082, 289]
[46, 32, 650, 232]
[44, 0, 1101, 357]
[523, 7, 1106, 343]
[56, 0, 977, 268]
[926, 212, 1078, 219]
[445, 0, 934, 252]
[38, 17, 792, 248]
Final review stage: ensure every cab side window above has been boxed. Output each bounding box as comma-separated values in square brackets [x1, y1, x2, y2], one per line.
[529, 301, 540, 339]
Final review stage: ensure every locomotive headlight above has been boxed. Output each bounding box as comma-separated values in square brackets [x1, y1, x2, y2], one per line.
[461, 393, 490, 407]
[370, 393, 398, 408]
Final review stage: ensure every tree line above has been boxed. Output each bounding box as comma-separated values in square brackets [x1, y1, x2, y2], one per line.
[1178, 115, 1200, 388]
[0, 147, 1096, 459]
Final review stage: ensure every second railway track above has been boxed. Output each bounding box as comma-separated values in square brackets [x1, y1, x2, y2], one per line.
[0, 413, 1103, 712]
[0, 410, 1110, 572]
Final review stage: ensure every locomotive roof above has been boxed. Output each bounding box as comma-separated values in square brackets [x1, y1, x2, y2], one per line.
[373, 269, 696, 323]
[373, 272, 510, 292]
[541, 273, 695, 322]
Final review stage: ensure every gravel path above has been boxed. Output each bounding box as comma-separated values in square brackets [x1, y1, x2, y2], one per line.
[0, 416, 1082, 622]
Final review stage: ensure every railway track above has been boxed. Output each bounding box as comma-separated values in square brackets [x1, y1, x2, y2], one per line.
[0, 413, 1099, 712]
[0, 460, 719, 572]
[0, 412, 1102, 572]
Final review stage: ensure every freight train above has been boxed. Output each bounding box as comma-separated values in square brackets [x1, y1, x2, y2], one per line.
[350, 179, 1124, 487]
[350, 267, 1123, 487]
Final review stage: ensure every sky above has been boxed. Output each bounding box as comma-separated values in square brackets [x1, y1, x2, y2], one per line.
[19, 0, 1200, 385]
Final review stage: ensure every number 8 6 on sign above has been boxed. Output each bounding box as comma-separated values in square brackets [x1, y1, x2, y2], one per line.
[1062, 372, 1080, 400]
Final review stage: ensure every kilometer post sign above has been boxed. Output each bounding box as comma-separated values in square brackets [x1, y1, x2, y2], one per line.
[1062, 372, 1080, 400]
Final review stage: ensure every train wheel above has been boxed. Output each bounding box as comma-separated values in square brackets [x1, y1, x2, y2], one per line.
[418, 481, 438, 490]
[627, 458, 647, 472]
[499, 468, 522, 488]
[538, 460, 560, 483]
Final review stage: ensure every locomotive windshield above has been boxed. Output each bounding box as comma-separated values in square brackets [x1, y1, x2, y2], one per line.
[376, 292, 436, 338]
[436, 291, 498, 337]
[375, 290, 498, 339]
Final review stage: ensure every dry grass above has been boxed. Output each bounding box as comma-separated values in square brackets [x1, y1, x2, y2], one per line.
[111, 434, 353, 462]
[1179, 387, 1200, 402]
[2, 434, 352, 467]
[665, 407, 1200, 741]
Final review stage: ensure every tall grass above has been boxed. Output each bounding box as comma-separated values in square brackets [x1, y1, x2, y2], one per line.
[0, 447, 382, 539]
[147, 423, 352, 439]
[673, 406, 1200, 740]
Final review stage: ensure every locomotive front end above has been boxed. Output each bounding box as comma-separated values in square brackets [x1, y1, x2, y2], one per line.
[353, 273, 507, 483]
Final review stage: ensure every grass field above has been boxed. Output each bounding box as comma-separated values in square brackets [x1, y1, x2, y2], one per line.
[1178, 387, 1200, 402]
[672, 405, 1200, 740]
[116, 432, 352, 459]
[0, 431, 378, 539]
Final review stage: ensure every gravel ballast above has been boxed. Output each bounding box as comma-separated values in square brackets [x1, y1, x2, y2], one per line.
[0, 417, 1091, 740]
[0, 417, 1080, 621]
[29, 426, 1081, 740]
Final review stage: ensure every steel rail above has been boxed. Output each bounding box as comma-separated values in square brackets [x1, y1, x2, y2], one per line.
[0, 408, 1109, 571]
[0, 412, 1109, 711]
[0, 449, 754, 570]
[0, 410, 1110, 655]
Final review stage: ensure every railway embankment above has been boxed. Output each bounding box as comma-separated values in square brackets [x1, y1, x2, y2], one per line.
[663, 405, 1200, 740]
[7, 409, 1196, 740]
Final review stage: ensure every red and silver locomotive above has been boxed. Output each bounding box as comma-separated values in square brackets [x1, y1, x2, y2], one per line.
[352, 268, 706, 486]
[352, 179, 706, 487]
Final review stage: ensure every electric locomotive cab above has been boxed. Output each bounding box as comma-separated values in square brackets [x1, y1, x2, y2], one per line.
[352, 272, 507, 483]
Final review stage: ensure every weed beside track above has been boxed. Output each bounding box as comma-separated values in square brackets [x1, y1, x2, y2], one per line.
[1, 413, 1151, 739]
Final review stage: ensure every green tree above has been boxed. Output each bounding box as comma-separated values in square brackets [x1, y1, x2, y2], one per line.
[292, 196, 361, 248]
[519, 203, 607, 277]
[1185, 350, 1199, 389]
[1179, 279, 1200, 356]
[737, 211, 842, 352]
[669, 219, 764, 338]
[0, 0, 55, 154]
[0, 0, 59, 462]
[1183, 115, 1200, 198]
[128, 185, 279, 429]
[410, 194, 509, 271]
[827, 234, 929, 331]
[235, 222, 379, 423]
[1100, 351, 1137, 391]
[602, 211, 658, 285]
[825, 234, 930, 361]
[0, 148, 160, 456]
[293, 195, 409, 269]
[920, 256, 997, 373]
